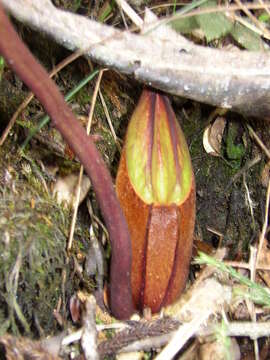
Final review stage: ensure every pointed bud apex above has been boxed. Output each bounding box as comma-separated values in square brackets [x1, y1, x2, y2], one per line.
[125, 90, 193, 205]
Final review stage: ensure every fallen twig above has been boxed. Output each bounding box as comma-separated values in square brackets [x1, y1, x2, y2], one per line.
[2, 0, 270, 119]
[98, 317, 180, 358]
[200, 321, 270, 339]
[157, 278, 232, 359]
[81, 296, 99, 360]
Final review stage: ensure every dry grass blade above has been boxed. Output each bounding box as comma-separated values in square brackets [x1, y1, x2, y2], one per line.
[143, 2, 270, 34]
[0, 49, 85, 146]
[247, 125, 270, 160]
[234, 0, 270, 40]
[67, 69, 105, 252]
[249, 247, 259, 360]
[256, 178, 270, 267]
[231, 13, 268, 37]
[225, 260, 270, 271]
[115, 0, 143, 29]
[98, 89, 120, 151]
[258, 0, 270, 17]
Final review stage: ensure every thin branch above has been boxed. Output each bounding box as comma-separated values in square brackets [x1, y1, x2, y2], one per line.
[200, 321, 270, 339]
[2, 0, 270, 119]
[98, 317, 180, 358]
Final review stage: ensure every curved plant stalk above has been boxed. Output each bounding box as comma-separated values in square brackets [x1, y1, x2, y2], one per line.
[0, 3, 134, 319]
[116, 90, 196, 312]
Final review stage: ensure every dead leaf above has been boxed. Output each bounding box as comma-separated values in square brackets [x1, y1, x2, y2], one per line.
[203, 117, 226, 157]
[52, 173, 91, 207]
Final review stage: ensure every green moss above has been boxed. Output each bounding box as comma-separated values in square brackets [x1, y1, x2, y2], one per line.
[74, 85, 92, 106]
[226, 121, 245, 167]
[0, 57, 4, 81]
[0, 141, 72, 336]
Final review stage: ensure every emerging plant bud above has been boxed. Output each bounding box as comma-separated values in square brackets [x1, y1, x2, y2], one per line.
[116, 90, 195, 313]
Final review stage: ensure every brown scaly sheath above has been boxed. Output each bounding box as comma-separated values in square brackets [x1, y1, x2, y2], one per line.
[0, 3, 134, 319]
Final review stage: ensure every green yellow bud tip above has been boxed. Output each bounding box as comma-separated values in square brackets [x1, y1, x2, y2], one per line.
[126, 90, 193, 205]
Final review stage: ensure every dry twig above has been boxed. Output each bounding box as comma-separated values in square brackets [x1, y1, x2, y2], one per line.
[200, 321, 270, 339]
[81, 296, 99, 360]
[2, 0, 270, 119]
[98, 318, 179, 358]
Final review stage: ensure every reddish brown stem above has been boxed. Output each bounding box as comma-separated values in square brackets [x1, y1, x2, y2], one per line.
[0, 4, 134, 319]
